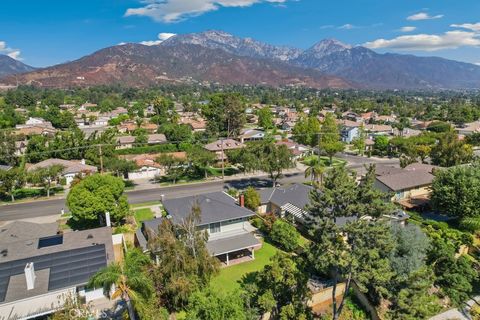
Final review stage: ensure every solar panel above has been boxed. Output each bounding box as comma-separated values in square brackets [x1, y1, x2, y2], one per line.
[0, 244, 107, 303]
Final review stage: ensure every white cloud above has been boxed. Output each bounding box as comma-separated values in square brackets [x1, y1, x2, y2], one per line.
[339, 24, 356, 30]
[407, 12, 443, 21]
[364, 30, 480, 51]
[475, 62, 480, 66]
[451, 23, 480, 32]
[400, 26, 416, 32]
[125, 0, 287, 23]
[0, 40, 22, 60]
[139, 32, 177, 46]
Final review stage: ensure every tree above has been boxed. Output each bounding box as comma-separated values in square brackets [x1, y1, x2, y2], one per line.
[304, 157, 325, 186]
[148, 205, 220, 311]
[67, 174, 129, 228]
[430, 164, 480, 228]
[250, 141, 293, 186]
[0, 130, 18, 166]
[387, 267, 442, 320]
[160, 123, 192, 142]
[388, 224, 430, 280]
[89, 249, 154, 320]
[355, 164, 394, 218]
[319, 113, 344, 165]
[427, 238, 478, 306]
[25, 135, 49, 163]
[104, 158, 137, 178]
[187, 146, 216, 179]
[203, 93, 246, 137]
[185, 289, 249, 320]
[293, 116, 320, 147]
[242, 253, 311, 319]
[258, 106, 274, 130]
[270, 220, 301, 252]
[156, 153, 186, 184]
[0, 167, 25, 202]
[152, 96, 175, 125]
[243, 186, 260, 211]
[373, 135, 389, 157]
[352, 125, 367, 156]
[427, 121, 451, 133]
[430, 132, 473, 167]
[27, 164, 64, 197]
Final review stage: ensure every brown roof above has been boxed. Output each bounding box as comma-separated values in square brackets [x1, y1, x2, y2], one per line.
[179, 117, 207, 130]
[147, 133, 167, 144]
[117, 136, 136, 144]
[204, 139, 245, 152]
[404, 163, 439, 174]
[364, 124, 393, 133]
[376, 170, 434, 191]
[27, 159, 98, 175]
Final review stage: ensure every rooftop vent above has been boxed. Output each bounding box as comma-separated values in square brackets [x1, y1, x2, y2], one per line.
[1, 249, 7, 257]
[87, 234, 94, 239]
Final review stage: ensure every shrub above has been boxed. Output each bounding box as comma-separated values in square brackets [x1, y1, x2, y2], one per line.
[270, 220, 300, 252]
[250, 217, 263, 229]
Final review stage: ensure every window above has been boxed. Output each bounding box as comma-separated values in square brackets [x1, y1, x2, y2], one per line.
[209, 222, 221, 233]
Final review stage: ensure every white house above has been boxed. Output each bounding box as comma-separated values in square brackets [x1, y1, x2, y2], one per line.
[26, 159, 98, 186]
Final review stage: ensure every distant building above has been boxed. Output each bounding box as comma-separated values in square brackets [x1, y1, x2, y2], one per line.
[204, 139, 245, 161]
[341, 126, 359, 143]
[238, 129, 265, 143]
[27, 159, 97, 185]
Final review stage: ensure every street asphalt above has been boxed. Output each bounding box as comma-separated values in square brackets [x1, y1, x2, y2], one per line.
[0, 154, 399, 222]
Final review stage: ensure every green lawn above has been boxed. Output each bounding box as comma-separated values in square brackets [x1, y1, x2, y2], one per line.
[134, 208, 154, 224]
[302, 155, 346, 167]
[210, 240, 280, 293]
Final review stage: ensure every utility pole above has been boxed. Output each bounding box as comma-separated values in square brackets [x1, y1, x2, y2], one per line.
[220, 138, 225, 180]
[99, 144, 104, 174]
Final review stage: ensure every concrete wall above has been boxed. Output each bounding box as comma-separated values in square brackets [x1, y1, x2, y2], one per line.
[309, 283, 346, 314]
[128, 167, 162, 180]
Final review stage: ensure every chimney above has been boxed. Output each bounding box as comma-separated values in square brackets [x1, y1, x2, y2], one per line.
[239, 194, 245, 207]
[25, 262, 36, 290]
[105, 212, 111, 227]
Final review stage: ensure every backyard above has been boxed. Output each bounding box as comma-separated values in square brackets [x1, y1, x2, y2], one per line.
[134, 208, 155, 225]
[210, 240, 281, 292]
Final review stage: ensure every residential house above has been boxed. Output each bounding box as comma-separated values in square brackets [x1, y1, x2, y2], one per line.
[122, 152, 187, 180]
[26, 159, 97, 186]
[0, 221, 116, 319]
[275, 140, 311, 160]
[238, 129, 265, 143]
[456, 121, 480, 136]
[15, 118, 56, 137]
[374, 164, 437, 208]
[204, 139, 245, 161]
[136, 192, 261, 266]
[116, 136, 136, 150]
[341, 126, 360, 143]
[147, 133, 167, 145]
[93, 116, 109, 126]
[364, 124, 394, 136]
[281, 120, 296, 132]
[258, 183, 356, 226]
[117, 121, 159, 134]
[179, 116, 207, 132]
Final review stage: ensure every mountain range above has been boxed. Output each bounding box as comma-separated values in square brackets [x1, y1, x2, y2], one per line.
[2, 30, 480, 90]
[0, 55, 36, 78]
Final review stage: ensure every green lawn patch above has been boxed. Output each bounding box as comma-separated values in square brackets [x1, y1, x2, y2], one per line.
[210, 240, 280, 293]
[134, 208, 154, 224]
[302, 155, 346, 167]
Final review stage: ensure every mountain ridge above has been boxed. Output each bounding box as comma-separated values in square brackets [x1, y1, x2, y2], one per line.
[0, 54, 36, 77]
[2, 30, 480, 89]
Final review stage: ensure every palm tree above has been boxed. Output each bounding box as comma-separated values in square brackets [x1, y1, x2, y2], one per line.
[88, 249, 153, 320]
[304, 158, 326, 186]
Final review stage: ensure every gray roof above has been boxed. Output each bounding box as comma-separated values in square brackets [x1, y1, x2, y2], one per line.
[206, 232, 261, 256]
[376, 170, 434, 191]
[147, 134, 167, 144]
[375, 165, 404, 176]
[0, 225, 113, 304]
[0, 221, 58, 245]
[162, 192, 255, 227]
[259, 183, 313, 211]
[117, 136, 136, 144]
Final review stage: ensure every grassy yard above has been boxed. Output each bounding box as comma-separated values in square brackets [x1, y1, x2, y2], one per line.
[302, 155, 347, 167]
[210, 240, 280, 293]
[134, 208, 154, 224]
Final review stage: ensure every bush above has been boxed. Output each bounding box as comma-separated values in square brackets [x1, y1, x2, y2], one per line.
[250, 217, 263, 229]
[270, 220, 300, 252]
[123, 180, 135, 188]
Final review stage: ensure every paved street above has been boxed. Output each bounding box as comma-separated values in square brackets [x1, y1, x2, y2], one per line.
[0, 154, 398, 222]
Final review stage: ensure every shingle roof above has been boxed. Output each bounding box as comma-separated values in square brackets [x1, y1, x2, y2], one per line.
[259, 183, 313, 211]
[376, 170, 434, 191]
[162, 192, 255, 226]
[206, 232, 261, 256]
[27, 159, 98, 175]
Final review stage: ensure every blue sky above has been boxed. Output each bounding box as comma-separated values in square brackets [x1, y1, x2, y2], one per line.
[1, 0, 479, 67]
